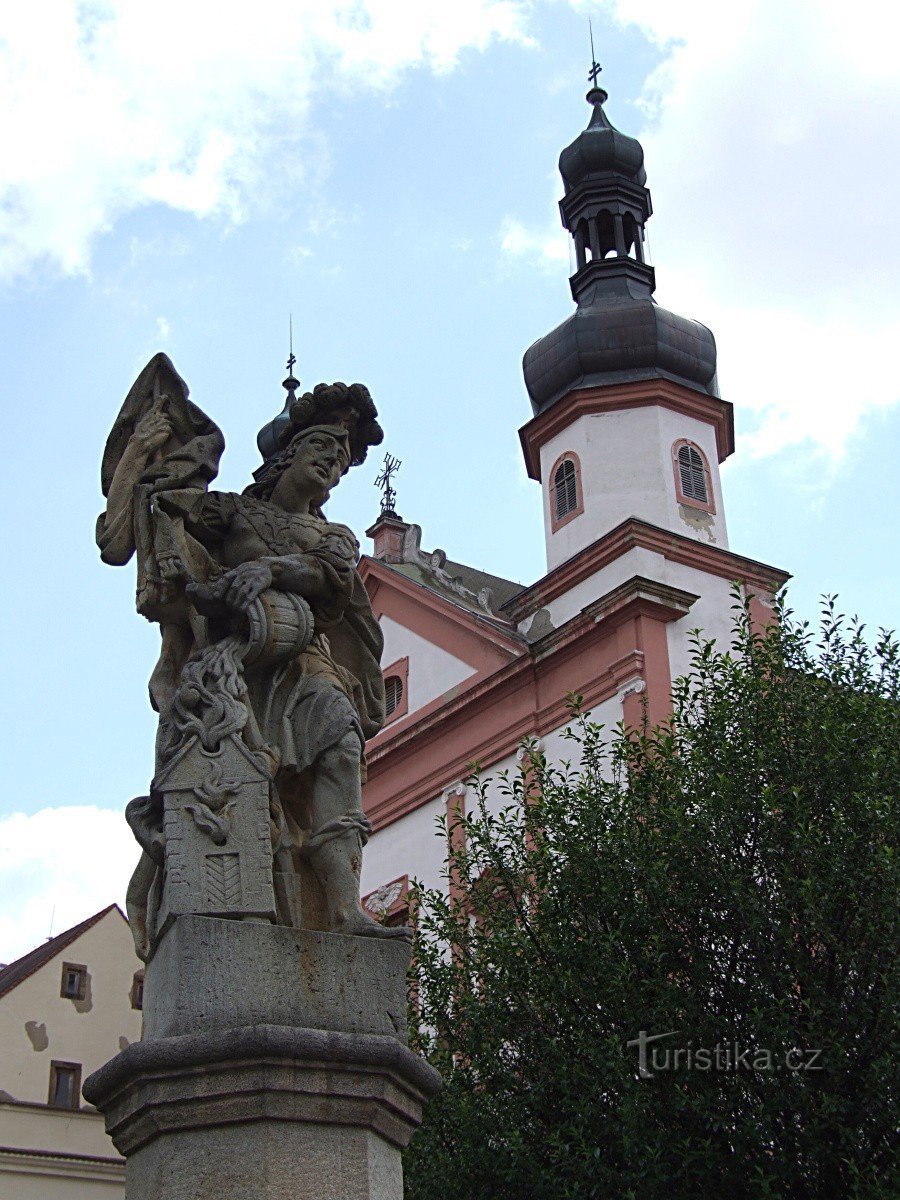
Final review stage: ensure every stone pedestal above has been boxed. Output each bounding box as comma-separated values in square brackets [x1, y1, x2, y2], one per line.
[83, 917, 440, 1200]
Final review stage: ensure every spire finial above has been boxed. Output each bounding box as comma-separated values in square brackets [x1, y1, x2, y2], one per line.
[588, 20, 602, 88]
[586, 20, 608, 108]
[283, 314, 299, 398]
[375, 453, 402, 518]
[286, 314, 297, 379]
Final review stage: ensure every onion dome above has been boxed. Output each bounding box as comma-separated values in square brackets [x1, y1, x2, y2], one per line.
[523, 85, 719, 414]
[559, 86, 646, 189]
[523, 275, 718, 412]
[257, 366, 299, 463]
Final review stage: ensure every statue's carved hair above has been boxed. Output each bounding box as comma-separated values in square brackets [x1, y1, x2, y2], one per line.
[287, 382, 383, 466]
[247, 381, 383, 504]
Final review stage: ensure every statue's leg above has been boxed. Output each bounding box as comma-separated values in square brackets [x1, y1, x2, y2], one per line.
[125, 850, 158, 961]
[306, 732, 410, 939]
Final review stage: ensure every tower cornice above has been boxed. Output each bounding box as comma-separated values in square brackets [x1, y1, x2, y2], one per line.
[559, 176, 652, 228]
[519, 378, 735, 481]
[567, 257, 656, 302]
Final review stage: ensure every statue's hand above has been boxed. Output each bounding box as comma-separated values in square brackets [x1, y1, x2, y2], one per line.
[134, 401, 173, 453]
[218, 562, 274, 613]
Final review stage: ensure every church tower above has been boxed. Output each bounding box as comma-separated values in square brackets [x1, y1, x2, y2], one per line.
[519, 82, 733, 571]
[357, 72, 788, 922]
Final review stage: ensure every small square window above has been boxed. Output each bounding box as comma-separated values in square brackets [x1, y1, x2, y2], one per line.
[131, 971, 145, 1011]
[60, 963, 87, 1001]
[48, 1061, 82, 1109]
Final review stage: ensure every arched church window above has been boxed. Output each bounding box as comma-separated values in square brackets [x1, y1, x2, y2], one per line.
[549, 453, 583, 531]
[595, 209, 616, 258]
[672, 440, 715, 513]
[554, 459, 578, 518]
[384, 675, 404, 717]
[381, 656, 409, 723]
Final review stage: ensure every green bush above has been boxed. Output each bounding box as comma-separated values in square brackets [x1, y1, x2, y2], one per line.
[405, 598, 899, 1200]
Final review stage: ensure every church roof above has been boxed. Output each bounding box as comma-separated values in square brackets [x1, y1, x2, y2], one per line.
[522, 84, 719, 413]
[385, 558, 523, 620]
[364, 517, 523, 634]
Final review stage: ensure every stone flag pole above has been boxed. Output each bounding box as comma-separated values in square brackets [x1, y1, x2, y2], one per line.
[84, 355, 439, 1198]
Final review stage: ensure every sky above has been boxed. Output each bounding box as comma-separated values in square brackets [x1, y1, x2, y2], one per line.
[1, 0, 898, 963]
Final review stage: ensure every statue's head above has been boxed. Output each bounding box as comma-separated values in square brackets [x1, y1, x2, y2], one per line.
[244, 423, 355, 508]
[257, 381, 382, 465]
[247, 380, 383, 509]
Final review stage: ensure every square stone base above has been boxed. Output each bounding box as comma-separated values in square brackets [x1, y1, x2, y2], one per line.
[83, 918, 440, 1200]
[143, 915, 410, 1042]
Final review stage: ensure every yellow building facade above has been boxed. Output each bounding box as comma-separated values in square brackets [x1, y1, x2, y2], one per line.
[0, 905, 143, 1198]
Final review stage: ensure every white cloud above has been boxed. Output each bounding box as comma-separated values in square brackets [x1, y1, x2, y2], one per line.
[500, 216, 569, 269]
[155, 315, 171, 342]
[0, 0, 531, 281]
[712, 301, 899, 462]
[502, 0, 900, 460]
[0, 807, 136, 965]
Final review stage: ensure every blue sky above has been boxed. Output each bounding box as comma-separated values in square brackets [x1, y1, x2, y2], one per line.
[1, 0, 898, 962]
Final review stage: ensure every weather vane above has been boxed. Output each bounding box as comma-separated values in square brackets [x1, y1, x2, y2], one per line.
[588, 19, 602, 88]
[375, 453, 401, 517]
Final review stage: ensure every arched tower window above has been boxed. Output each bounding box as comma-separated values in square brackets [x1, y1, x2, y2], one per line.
[549, 452, 584, 531]
[672, 440, 715, 513]
[384, 675, 403, 716]
[595, 209, 616, 258]
[381, 656, 409, 724]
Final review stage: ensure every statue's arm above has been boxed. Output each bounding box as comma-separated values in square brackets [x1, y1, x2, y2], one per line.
[98, 403, 174, 565]
[106, 404, 172, 511]
[264, 553, 346, 601]
[191, 537, 356, 617]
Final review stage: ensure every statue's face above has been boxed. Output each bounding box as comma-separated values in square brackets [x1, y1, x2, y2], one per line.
[287, 431, 349, 501]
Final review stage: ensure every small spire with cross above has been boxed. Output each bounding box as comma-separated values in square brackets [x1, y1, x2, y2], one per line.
[587, 19, 605, 97]
[375, 453, 402, 518]
[285, 314, 298, 384]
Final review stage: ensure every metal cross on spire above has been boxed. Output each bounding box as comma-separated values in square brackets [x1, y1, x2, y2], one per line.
[588, 19, 602, 88]
[375, 453, 401, 517]
[286, 314, 297, 379]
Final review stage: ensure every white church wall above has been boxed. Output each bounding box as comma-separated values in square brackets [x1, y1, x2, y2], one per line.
[540, 408, 672, 570]
[539, 406, 729, 572]
[660, 564, 739, 684]
[476, 750, 523, 821]
[475, 696, 625, 819]
[362, 795, 447, 898]
[540, 695, 624, 779]
[524, 545, 666, 633]
[379, 614, 475, 718]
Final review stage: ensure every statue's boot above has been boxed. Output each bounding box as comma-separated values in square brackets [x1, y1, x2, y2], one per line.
[308, 832, 412, 940]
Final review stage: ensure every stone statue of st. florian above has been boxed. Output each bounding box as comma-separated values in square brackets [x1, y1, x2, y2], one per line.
[88, 356, 436, 1200]
[97, 353, 409, 959]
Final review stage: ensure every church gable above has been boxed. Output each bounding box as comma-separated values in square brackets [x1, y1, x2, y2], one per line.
[361, 556, 525, 732]
[380, 615, 474, 719]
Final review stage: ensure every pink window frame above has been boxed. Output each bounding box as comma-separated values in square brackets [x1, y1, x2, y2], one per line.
[671, 439, 716, 514]
[548, 451, 585, 533]
[382, 656, 409, 725]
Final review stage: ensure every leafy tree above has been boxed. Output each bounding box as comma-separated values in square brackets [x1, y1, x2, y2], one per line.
[405, 599, 899, 1199]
